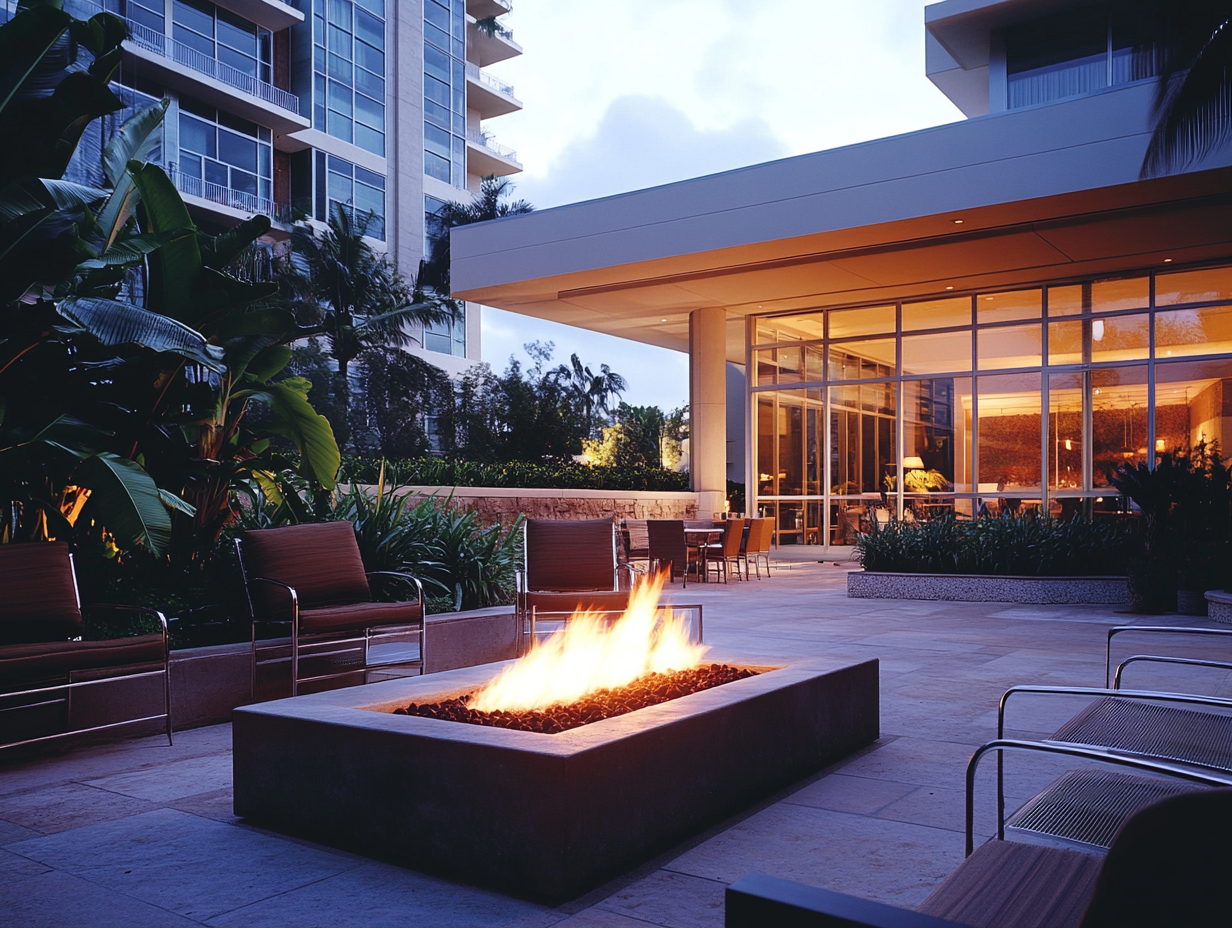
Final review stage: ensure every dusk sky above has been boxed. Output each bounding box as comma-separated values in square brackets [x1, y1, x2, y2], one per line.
[477, 0, 964, 411]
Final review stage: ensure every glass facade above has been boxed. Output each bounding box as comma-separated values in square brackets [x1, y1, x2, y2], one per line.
[174, 0, 272, 83]
[178, 97, 273, 205]
[750, 264, 1232, 545]
[423, 0, 467, 188]
[1006, 4, 1157, 109]
[313, 152, 385, 239]
[310, 0, 386, 156]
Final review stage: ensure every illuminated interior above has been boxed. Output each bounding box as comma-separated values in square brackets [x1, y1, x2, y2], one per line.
[751, 264, 1232, 545]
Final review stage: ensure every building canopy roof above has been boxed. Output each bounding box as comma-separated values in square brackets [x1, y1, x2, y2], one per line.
[451, 82, 1232, 363]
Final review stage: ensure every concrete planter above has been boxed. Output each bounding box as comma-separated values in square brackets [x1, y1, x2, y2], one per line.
[847, 570, 1129, 605]
[1205, 590, 1232, 624]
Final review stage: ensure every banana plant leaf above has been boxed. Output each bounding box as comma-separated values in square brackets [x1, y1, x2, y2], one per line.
[57, 297, 227, 372]
[74, 452, 178, 556]
[97, 100, 169, 250]
[235, 380, 340, 490]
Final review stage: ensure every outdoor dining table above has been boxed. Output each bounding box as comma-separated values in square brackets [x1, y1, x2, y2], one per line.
[683, 526, 723, 581]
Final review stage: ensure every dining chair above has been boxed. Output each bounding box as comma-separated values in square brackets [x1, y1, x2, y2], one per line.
[705, 518, 746, 583]
[749, 518, 773, 578]
[646, 519, 699, 587]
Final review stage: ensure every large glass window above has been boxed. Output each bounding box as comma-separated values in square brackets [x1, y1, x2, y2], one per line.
[1005, 4, 1157, 109]
[313, 0, 385, 156]
[173, 0, 271, 82]
[423, 0, 467, 187]
[318, 154, 385, 240]
[424, 305, 466, 357]
[749, 262, 1232, 545]
[177, 97, 272, 205]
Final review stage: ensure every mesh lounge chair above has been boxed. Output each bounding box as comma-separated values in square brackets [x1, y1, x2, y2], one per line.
[516, 518, 634, 651]
[0, 542, 171, 751]
[236, 521, 425, 698]
[727, 788, 1232, 928]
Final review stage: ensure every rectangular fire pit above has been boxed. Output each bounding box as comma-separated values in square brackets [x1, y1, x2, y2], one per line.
[232, 655, 878, 901]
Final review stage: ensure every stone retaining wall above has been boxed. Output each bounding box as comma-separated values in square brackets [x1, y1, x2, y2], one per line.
[847, 570, 1129, 605]
[1206, 590, 1232, 624]
[374, 485, 700, 525]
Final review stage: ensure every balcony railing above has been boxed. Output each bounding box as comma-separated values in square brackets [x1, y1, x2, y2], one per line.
[465, 62, 517, 99]
[466, 128, 519, 163]
[121, 16, 300, 115]
[171, 168, 292, 223]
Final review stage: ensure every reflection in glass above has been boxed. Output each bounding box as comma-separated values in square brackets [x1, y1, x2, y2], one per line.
[1156, 305, 1232, 359]
[1091, 367, 1149, 486]
[1048, 372, 1083, 490]
[977, 372, 1042, 491]
[1154, 359, 1232, 458]
[978, 289, 1041, 323]
[828, 305, 895, 339]
[1156, 267, 1232, 306]
[978, 324, 1042, 370]
[830, 384, 896, 497]
[828, 339, 896, 380]
[902, 331, 972, 375]
[804, 343, 825, 382]
[1049, 284, 1084, 317]
[903, 296, 970, 331]
[755, 313, 825, 345]
[1091, 277, 1149, 312]
[904, 379, 970, 496]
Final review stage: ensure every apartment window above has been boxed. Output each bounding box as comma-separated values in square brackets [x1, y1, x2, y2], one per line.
[102, 0, 165, 33]
[313, 0, 386, 156]
[1005, 4, 1156, 109]
[318, 153, 386, 241]
[423, 0, 467, 188]
[173, 0, 272, 82]
[423, 305, 466, 357]
[178, 97, 272, 202]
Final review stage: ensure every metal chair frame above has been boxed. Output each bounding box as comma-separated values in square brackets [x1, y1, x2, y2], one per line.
[515, 520, 635, 649]
[0, 554, 172, 752]
[235, 539, 426, 699]
[527, 603, 704, 652]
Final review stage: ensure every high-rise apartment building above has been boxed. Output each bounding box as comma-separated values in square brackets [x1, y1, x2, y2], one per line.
[8, 0, 524, 375]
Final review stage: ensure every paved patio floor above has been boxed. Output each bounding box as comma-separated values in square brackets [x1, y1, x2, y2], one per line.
[3, 558, 1229, 927]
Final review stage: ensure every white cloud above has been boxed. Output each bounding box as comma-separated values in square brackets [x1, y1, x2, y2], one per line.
[512, 94, 791, 209]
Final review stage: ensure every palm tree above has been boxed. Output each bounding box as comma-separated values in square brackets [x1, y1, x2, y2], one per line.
[552, 353, 628, 439]
[422, 175, 533, 295]
[282, 204, 457, 450]
[1139, 2, 1232, 177]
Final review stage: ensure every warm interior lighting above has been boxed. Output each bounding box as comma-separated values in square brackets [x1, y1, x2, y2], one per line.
[660, 318, 667, 322]
[1092, 320, 1104, 341]
[952, 219, 964, 224]
[945, 286, 954, 290]
[1163, 258, 1173, 263]
[1156, 439, 1166, 452]
[469, 574, 706, 713]
[903, 456, 925, 470]
[1064, 439, 1073, 451]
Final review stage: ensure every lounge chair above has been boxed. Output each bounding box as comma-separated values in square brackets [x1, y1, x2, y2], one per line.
[0, 542, 171, 751]
[236, 521, 425, 698]
[726, 787, 1232, 927]
[516, 518, 634, 650]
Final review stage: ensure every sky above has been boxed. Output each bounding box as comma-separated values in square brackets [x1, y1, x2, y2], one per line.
[476, 0, 963, 411]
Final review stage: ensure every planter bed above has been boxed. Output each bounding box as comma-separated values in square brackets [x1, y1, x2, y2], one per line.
[847, 570, 1128, 605]
[1206, 591, 1232, 624]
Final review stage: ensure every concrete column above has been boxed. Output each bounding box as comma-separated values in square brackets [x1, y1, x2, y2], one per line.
[689, 307, 728, 518]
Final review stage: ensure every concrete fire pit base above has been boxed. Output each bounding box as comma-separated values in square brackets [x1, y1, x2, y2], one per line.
[232, 655, 878, 902]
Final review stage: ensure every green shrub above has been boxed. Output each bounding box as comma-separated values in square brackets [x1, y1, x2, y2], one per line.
[854, 514, 1129, 576]
[340, 456, 690, 492]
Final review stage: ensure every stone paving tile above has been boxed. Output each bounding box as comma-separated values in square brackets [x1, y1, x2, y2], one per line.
[551, 912, 653, 927]
[592, 870, 727, 928]
[0, 782, 155, 834]
[663, 803, 964, 909]
[781, 773, 917, 815]
[85, 754, 233, 803]
[0, 818, 42, 845]
[7, 808, 362, 922]
[0, 846, 53, 876]
[205, 858, 557, 928]
[166, 787, 239, 824]
[871, 784, 1030, 838]
[0, 867, 201, 928]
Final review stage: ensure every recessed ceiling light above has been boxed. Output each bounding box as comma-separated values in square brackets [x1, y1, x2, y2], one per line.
[660, 318, 667, 322]
[1163, 258, 1173, 263]
[945, 286, 954, 290]
[985, 296, 993, 300]
[952, 219, 964, 224]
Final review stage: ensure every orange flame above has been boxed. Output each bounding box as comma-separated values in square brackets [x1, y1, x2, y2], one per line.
[469, 573, 707, 713]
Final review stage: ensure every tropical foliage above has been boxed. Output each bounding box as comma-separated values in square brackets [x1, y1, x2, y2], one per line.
[855, 513, 1130, 577]
[422, 174, 533, 295]
[1138, 1, 1232, 176]
[341, 455, 690, 492]
[1, 3, 338, 590]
